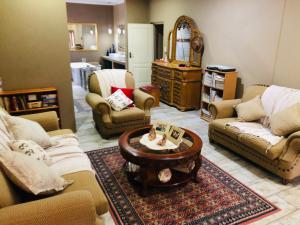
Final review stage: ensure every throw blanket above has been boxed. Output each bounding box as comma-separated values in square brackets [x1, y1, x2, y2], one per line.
[95, 69, 127, 98]
[226, 85, 300, 147]
[226, 122, 284, 147]
[261, 85, 300, 116]
[47, 134, 93, 176]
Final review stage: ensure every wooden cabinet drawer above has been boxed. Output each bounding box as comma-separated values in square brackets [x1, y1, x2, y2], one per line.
[157, 66, 173, 79]
[173, 81, 183, 105]
[157, 76, 173, 103]
[152, 65, 158, 74]
[174, 70, 183, 80]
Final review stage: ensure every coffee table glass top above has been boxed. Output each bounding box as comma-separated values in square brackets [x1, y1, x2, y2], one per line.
[127, 129, 194, 155]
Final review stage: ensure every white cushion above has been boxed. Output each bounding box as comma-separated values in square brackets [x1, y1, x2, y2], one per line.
[261, 85, 300, 117]
[4, 115, 52, 148]
[9, 140, 53, 165]
[105, 89, 133, 111]
[0, 150, 72, 195]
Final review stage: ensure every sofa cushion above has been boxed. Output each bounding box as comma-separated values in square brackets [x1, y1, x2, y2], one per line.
[238, 134, 286, 160]
[9, 140, 53, 166]
[111, 107, 145, 123]
[235, 96, 266, 121]
[0, 150, 72, 195]
[270, 103, 300, 136]
[111, 86, 134, 100]
[4, 115, 52, 148]
[106, 89, 133, 111]
[62, 171, 108, 215]
[209, 118, 241, 140]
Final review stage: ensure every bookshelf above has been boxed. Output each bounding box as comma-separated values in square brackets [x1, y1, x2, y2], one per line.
[200, 69, 238, 121]
[0, 87, 60, 124]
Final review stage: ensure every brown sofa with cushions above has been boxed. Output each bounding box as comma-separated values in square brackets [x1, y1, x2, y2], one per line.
[86, 72, 154, 138]
[208, 85, 300, 184]
[0, 111, 108, 225]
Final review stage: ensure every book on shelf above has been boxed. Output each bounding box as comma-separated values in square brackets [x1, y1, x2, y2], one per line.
[3, 97, 10, 111]
[209, 89, 222, 103]
[213, 74, 225, 89]
[203, 72, 213, 87]
[11, 96, 19, 111]
[41, 94, 57, 107]
[204, 71, 225, 90]
[0, 93, 58, 112]
[0, 97, 4, 109]
[19, 96, 26, 110]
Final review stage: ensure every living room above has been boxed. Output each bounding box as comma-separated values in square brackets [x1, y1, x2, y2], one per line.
[0, 0, 299, 225]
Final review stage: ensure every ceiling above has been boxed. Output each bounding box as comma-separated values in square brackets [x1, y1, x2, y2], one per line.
[66, 0, 124, 5]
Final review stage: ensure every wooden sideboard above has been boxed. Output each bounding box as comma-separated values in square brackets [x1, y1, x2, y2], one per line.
[152, 61, 202, 111]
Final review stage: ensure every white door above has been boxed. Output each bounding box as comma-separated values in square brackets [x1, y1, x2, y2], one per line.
[128, 23, 154, 87]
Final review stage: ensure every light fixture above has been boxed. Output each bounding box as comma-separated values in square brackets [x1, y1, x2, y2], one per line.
[108, 28, 112, 35]
[117, 28, 122, 35]
[90, 29, 94, 35]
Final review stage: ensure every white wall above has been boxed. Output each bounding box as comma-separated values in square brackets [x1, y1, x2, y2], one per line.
[149, 0, 300, 93]
[273, 0, 300, 89]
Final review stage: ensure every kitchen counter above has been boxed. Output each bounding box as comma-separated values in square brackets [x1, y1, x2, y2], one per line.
[102, 55, 126, 69]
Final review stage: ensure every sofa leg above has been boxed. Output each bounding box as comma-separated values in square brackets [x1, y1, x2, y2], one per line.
[209, 137, 214, 144]
[282, 178, 290, 185]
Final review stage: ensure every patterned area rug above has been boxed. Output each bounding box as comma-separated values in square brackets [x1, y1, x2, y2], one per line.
[87, 147, 280, 225]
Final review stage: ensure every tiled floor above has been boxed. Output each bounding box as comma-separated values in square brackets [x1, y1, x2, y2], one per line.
[73, 84, 300, 225]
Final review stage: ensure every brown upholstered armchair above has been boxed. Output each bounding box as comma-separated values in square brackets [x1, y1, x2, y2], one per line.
[86, 72, 154, 138]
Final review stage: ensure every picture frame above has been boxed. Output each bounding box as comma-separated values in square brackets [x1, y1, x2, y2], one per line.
[168, 126, 185, 146]
[153, 120, 171, 135]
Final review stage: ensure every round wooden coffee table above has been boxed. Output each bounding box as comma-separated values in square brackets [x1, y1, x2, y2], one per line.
[119, 125, 203, 196]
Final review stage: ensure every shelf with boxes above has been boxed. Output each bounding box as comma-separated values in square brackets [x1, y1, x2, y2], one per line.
[200, 69, 238, 121]
[0, 87, 60, 124]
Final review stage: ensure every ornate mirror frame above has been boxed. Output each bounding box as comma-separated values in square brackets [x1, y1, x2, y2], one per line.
[169, 15, 203, 67]
[167, 30, 173, 62]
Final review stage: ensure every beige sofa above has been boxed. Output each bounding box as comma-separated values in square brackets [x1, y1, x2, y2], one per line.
[0, 111, 108, 225]
[86, 72, 154, 138]
[208, 85, 300, 184]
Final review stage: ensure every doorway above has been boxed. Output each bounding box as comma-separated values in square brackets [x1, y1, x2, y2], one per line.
[154, 23, 164, 60]
[128, 23, 154, 87]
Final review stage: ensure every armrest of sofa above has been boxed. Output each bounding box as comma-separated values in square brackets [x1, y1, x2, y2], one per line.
[19, 111, 59, 132]
[133, 89, 154, 115]
[86, 93, 112, 122]
[0, 191, 97, 225]
[208, 99, 241, 119]
[280, 131, 300, 162]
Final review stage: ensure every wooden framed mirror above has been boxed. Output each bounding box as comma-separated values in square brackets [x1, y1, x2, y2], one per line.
[170, 15, 203, 67]
[167, 30, 173, 62]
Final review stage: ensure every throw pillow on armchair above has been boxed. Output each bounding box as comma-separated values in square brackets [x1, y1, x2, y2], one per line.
[111, 86, 134, 107]
[106, 89, 133, 111]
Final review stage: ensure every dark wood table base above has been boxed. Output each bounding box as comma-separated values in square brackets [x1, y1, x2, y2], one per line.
[124, 155, 202, 197]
